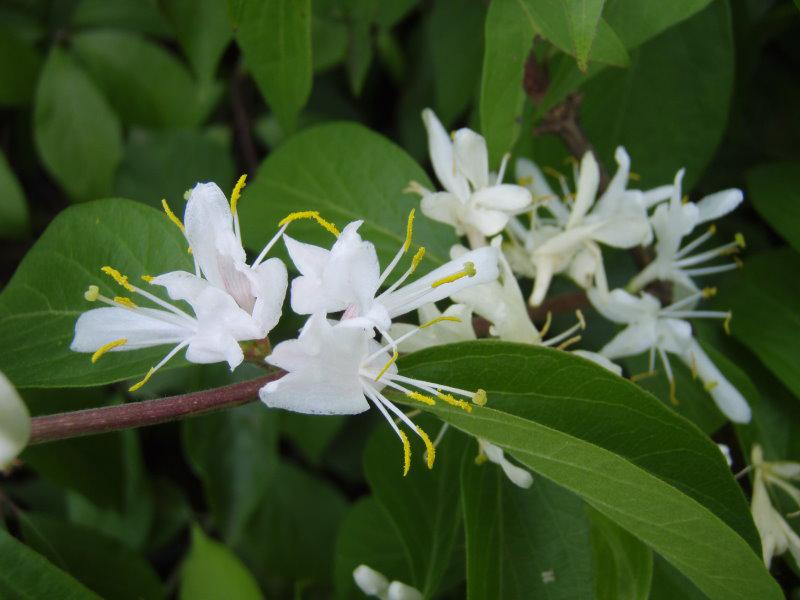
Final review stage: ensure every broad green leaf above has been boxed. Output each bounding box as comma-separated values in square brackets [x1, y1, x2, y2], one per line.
[427, 0, 485, 125]
[648, 554, 706, 600]
[0, 198, 193, 388]
[0, 26, 41, 106]
[70, 0, 171, 37]
[229, 0, 312, 129]
[182, 403, 279, 544]
[71, 30, 220, 129]
[280, 412, 345, 464]
[34, 48, 122, 202]
[398, 342, 779, 600]
[363, 416, 465, 598]
[461, 443, 594, 599]
[720, 248, 800, 401]
[346, 19, 373, 96]
[603, 0, 713, 49]
[334, 497, 413, 600]
[0, 149, 29, 239]
[589, 508, 653, 600]
[581, 1, 733, 189]
[239, 122, 456, 268]
[313, 14, 349, 72]
[161, 0, 232, 81]
[564, 0, 607, 71]
[115, 129, 235, 209]
[480, 0, 531, 167]
[0, 529, 101, 600]
[20, 515, 162, 600]
[180, 525, 264, 600]
[747, 161, 800, 253]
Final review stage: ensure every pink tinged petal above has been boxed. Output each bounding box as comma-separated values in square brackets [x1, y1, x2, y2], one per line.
[192, 286, 263, 342]
[421, 108, 470, 200]
[471, 184, 532, 212]
[695, 189, 743, 224]
[0, 371, 30, 469]
[566, 151, 600, 228]
[599, 321, 659, 360]
[420, 191, 464, 231]
[71, 307, 191, 352]
[453, 128, 489, 189]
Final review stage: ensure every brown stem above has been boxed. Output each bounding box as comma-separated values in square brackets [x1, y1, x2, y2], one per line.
[29, 373, 283, 445]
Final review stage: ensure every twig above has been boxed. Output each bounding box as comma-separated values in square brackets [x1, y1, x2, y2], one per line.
[29, 373, 282, 445]
[230, 65, 259, 174]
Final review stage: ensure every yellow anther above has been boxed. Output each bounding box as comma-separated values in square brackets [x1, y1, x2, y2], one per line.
[140, 275, 154, 283]
[543, 166, 564, 180]
[129, 367, 156, 392]
[733, 256, 744, 269]
[724, 312, 733, 335]
[84, 285, 100, 302]
[101, 266, 135, 292]
[735, 232, 746, 249]
[708, 224, 717, 235]
[701, 286, 717, 299]
[406, 391, 436, 406]
[183, 188, 192, 201]
[628, 171, 641, 181]
[690, 355, 698, 380]
[417, 426, 436, 469]
[437, 392, 472, 413]
[374, 348, 399, 382]
[669, 379, 679, 406]
[91, 338, 127, 364]
[533, 194, 557, 204]
[403, 209, 415, 252]
[230, 174, 247, 215]
[562, 156, 578, 167]
[404, 180, 427, 196]
[575, 309, 586, 330]
[161, 199, 185, 233]
[475, 448, 488, 465]
[411, 247, 426, 272]
[517, 176, 533, 186]
[539, 311, 553, 338]
[557, 335, 581, 351]
[704, 380, 719, 392]
[420, 315, 462, 329]
[114, 296, 137, 309]
[399, 430, 411, 476]
[472, 389, 487, 406]
[681, 195, 689, 204]
[630, 370, 656, 383]
[278, 211, 340, 237]
[431, 262, 476, 289]
[187, 246, 193, 255]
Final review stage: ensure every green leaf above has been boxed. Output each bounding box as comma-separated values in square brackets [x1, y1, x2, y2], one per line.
[747, 161, 800, 253]
[229, 0, 312, 129]
[398, 342, 779, 600]
[20, 515, 162, 600]
[70, 0, 171, 37]
[648, 554, 706, 600]
[115, 129, 235, 209]
[239, 122, 456, 268]
[346, 19, 373, 96]
[0, 26, 41, 106]
[363, 415, 465, 598]
[0, 198, 193, 388]
[603, 0, 713, 49]
[334, 497, 413, 600]
[0, 529, 101, 599]
[71, 30, 220, 129]
[280, 412, 345, 464]
[581, 1, 733, 189]
[182, 403, 279, 544]
[720, 248, 800, 401]
[461, 443, 594, 599]
[0, 149, 29, 239]
[180, 525, 264, 600]
[313, 14, 349, 72]
[34, 48, 123, 202]
[564, 0, 606, 71]
[161, 0, 232, 81]
[589, 508, 653, 600]
[480, 0, 531, 167]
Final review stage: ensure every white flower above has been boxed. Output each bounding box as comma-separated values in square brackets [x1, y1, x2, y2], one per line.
[71, 178, 289, 390]
[353, 565, 422, 600]
[409, 109, 531, 240]
[718, 443, 733, 467]
[588, 287, 751, 423]
[0, 371, 30, 470]
[509, 149, 653, 306]
[283, 214, 500, 334]
[388, 303, 477, 352]
[628, 169, 744, 294]
[750, 444, 800, 568]
[477, 438, 533, 489]
[572, 350, 623, 376]
[260, 313, 486, 475]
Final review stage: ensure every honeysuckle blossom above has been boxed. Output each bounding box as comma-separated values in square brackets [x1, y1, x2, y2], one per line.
[260, 313, 486, 475]
[750, 444, 800, 568]
[353, 565, 422, 600]
[388, 303, 477, 352]
[71, 178, 290, 390]
[587, 287, 751, 423]
[627, 169, 744, 294]
[408, 109, 531, 243]
[476, 438, 533, 489]
[0, 371, 30, 470]
[283, 213, 500, 334]
[508, 149, 653, 307]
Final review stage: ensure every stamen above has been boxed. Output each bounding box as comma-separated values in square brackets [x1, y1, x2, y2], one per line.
[575, 309, 586, 330]
[628, 171, 641, 181]
[404, 180, 428, 196]
[682, 264, 739, 277]
[724, 312, 732, 335]
[417, 426, 436, 469]
[101, 266, 135, 292]
[735, 232, 746, 249]
[406, 391, 436, 406]
[664, 310, 730, 320]
[690, 354, 698, 380]
[140, 275, 154, 283]
[129, 367, 155, 392]
[437, 392, 473, 413]
[472, 389, 487, 406]
[400, 430, 411, 476]
[84, 285, 100, 302]
[128, 339, 189, 392]
[539, 311, 553, 338]
[403, 209, 415, 252]
[374, 348, 399, 382]
[433, 423, 449, 448]
[114, 296, 137, 309]
[704, 380, 719, 392]
[475, 448, 488, 465]
[496, 153, 510, 183]
[278, 210, 340, 237]
[556, 335, 581, 350]
[411, 247, 426, 272]
[675, 225, 717, 259]
[161, 199, 185, 233]
[420, 315, 462, 329]
[363, 387, 411, 475]
[230, 174, 247, 215]
[657, 346, 678, 405]
[702, 287, 717, 299]
[431, 262, 476, 288]
[517, 176, 533, 186]
[669, 378, 678, 406]
[630, 370, 656, 382]
[91, 338, 127, 363]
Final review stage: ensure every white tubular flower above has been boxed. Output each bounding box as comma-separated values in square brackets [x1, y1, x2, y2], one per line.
[410, 109, 531, 241]
[388, 303, 477, 352]
[477, 438, 533, 489]
[628, 169, 744, 294]
[510, 149, 652, 307]
[750, 445, 800, 568]
[260, 313, 487, 475]
[284, 212, 500, 334]
[387, 581, 423, 600]
[352, 565, 422, 600]
[0, 371, 30, 470]
[588, 287, 751, 423]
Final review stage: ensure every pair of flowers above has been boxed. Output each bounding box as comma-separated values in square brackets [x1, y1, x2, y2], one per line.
[71, 179, 499, 474]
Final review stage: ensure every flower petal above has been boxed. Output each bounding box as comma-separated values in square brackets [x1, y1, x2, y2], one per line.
[471, 184, 531, 212]
[245, 257, 288, 334]
[0, 371, 30, 469]
[420, 191, 464, 231]
[599, 321, 659, 359]
[453, 128, 489, 189]
[572, 350, 623, 376]
[695, 189, 743, 224]
[71, 307, 190, 352]
[421, 108, 470, 200]
[566, 151, 600, 228]
[480, 439, 533, 489]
